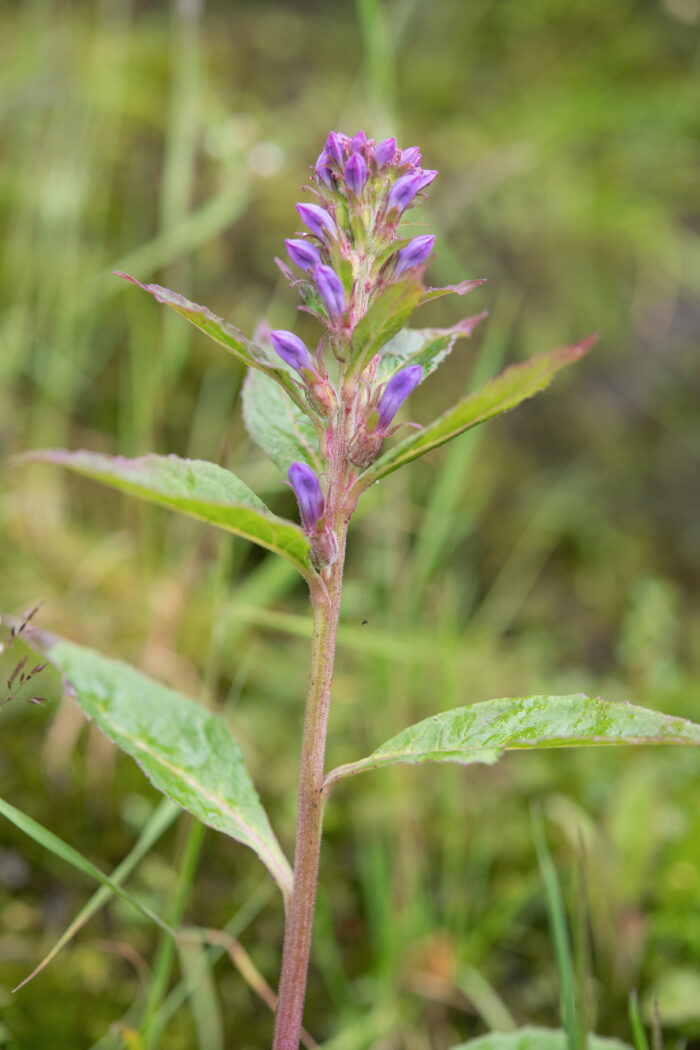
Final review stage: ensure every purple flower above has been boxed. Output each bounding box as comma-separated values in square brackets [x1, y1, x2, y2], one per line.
[387, 169, 437, 213]
[345, 153, 367, 194]
[315, 150, 333, 189]
[350, 131, 367, 152]
[285, 237, 321, 272]
[377, 365, 423, 429]
[325, 131, 346, 167]
[400, 146, 421, 167]
[375, 137, 396, 168]
[288, 461, 324, 531]
[296, 202, 336, 240]
[270, 330, 315, 375]
[393, 234, 435, 277]
[313, 264, 346, 321]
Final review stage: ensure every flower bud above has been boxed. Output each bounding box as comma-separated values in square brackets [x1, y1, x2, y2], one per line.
[325, 131, 346, 167]
[296, 202, 336, 240]
[270, 330, 316, 376]
[400, 146, 422, 167]
[307, 377, 338, 418]
[285, 238, 321, 273]
[288, 461, 324, 532]
[387, 170, 437, 214]
[376, 365, 423, 429]
[350, 130, 367, 152]
[375, 137, 396, 168]
[315, 149, 333, 189]
[393, 234, 435, 278]
[313, 264, 346, 322]
[348, 429, 384, 469]
[344, 153, 367, 195]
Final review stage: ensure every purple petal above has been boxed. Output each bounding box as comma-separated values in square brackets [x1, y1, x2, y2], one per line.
[350, 131, 367, 153]
[375, 137, 397, 168]
[387, 170, 437, 213]
[270, 330, 315, 375]
[315, 150, 333, 189]
[377, 365, 423, 429]
[387, 173, 422, 213]
[288, 461, 324, 531]
[393, 234, 435, 277]
[414, 169, 438, 193]
[285, 237, 322, 272]
[296, 202, 336, 240]
[400, 146, 422, 167]
[345, 153, 367, 194]
[313, 264, 346, 321]
[325, 131, 346, 167]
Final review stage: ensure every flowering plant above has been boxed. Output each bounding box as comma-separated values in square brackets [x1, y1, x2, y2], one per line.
[16, 131, 700, 1050]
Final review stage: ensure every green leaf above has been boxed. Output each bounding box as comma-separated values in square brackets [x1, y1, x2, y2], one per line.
[360, 336, 597, 485]
[450, 1028, 633, 1050]
[115, 272, 311, 416]
[350, 272, 425, 372]
[324, 694, 700, 792]
[242, 368, 322, 475]
[0, 795, 174, 935]
[421, 277, 486, 304]
[47, 639, 294, 902]
[376, 313, 488, 383]
[24, 450, 313, 579]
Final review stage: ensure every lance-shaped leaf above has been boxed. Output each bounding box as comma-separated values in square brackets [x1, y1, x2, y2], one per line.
[376, 313, 488, 383]
[350, 271, 425, 373]
[24, 450, 313, 580]
[421, 277, 486, 304]
[115, 273, 311, 417]
[450, 1028, 633, 1050]
[47, 639, 294, 902]
[324, 694, 700, 793]
[242, 368, 322, 476]
[360, 336, 597, 486]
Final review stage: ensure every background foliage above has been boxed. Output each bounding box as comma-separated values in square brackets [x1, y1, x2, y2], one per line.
[1, 1, 699, 1047]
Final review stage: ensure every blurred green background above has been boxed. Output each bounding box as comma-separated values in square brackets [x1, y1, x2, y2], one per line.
[1, 0, 699, 1048]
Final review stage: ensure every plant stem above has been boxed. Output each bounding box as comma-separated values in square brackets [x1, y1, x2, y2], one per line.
[272, 521, 348, 1050]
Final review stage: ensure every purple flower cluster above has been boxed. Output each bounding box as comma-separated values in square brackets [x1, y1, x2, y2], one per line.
[281, 131, 438, 333]
[314, 131, 437, 212]
[276, 132, 441, 552]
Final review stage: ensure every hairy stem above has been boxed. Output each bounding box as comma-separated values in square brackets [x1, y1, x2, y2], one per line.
[272, 531, 346, 1050]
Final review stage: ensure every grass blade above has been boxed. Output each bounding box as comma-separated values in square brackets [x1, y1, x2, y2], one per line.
[0, 796, 173, 939]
